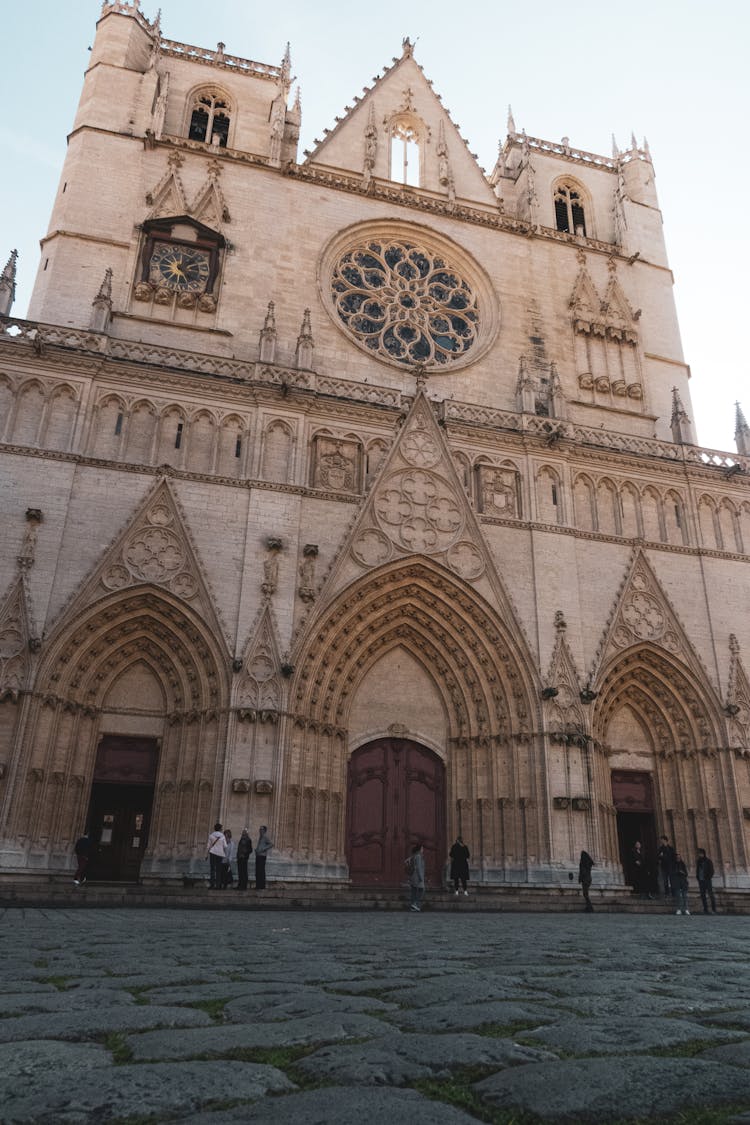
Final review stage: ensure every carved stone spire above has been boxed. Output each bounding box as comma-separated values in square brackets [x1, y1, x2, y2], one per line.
[259, 301, 277, 364]
[363, 102, 378, 190]
[549, 361, 567, 420]
[612, 134, 620, 158]
[735, 402, 750, 456]
[280, 42, 292, 90]
[295, 308, 314, 369]
[437, 120, 451, 188]
[507, 105, 516, 134]
[90, 268, 113, 333]
[516, 355, 536, 414]
[670, 386, 695, 445]
[0, 249, 18, 316]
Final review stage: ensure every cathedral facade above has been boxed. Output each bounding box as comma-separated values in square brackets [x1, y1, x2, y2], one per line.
[1, 1, 750, 889]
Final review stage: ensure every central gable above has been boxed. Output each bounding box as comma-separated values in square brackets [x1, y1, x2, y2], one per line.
[305, 42, 496, 206]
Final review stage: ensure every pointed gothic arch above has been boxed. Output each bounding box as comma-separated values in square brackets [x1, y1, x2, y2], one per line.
[3, 586, 230, 870]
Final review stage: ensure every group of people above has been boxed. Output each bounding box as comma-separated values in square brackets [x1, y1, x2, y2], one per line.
[206, 823, 272, 890]
[578, 837, 719, 914]
[655, 836, 717, 915]
[405, 836, 471, 911]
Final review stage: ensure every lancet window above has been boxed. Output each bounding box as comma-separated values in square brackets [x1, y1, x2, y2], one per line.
[188, 91, 231, 147]
[389, 115, 422, 186]
[554, 182, 587, 236]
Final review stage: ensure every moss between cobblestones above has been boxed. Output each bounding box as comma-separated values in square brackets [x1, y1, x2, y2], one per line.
[126, 986, 151, 1006]
[186, 997, 230, 1022]
[35, 974, 73, 990]
[32, 957, 48, 968]
[647, 1039, 745, 1059]
[104, 1032, 134, 1064]
[414, 1067, 540, 1124]
[474, 1021, 547, 1039]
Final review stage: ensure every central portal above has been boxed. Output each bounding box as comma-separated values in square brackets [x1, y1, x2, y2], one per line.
[346, 738, 446, 887]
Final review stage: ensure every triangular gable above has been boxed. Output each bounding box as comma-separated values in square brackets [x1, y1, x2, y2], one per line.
[190, 162, 231, 229]
[601, 264, 638, 341]
[235, 603, 283, 719]
[52, 479, 228, 646]
[308, 390, 532, 649]
[726, 634, 750, 751]
[305, 43, 496, 205]
[0, 576, 35, 701]
[589, 549, 710, 687]
[569, 254, 604, 332]
[544, 610, 586, 734]
[145, 154, 188, 219]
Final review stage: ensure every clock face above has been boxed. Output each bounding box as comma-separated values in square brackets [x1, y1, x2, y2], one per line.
[149, 242, 211, 292]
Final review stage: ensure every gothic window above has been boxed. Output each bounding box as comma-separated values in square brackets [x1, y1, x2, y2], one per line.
[389, 116, 421, 186]
[188, 91, 231, 147]
[554, 182, 587, 236]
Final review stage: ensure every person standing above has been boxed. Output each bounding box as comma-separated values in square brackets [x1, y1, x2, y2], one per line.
[630, 840, 645, 895]
[696, 848, 717, 914]
[406, 843, 425, 912]
[236, 828, 252, 891]
[73, 832, 92, 886]
[674, 852, 690, 915]
[222, 828, 236, 888]
[449, 836, 470, 895]
[206, 822, 226, 890]
[578, 850, 595, 912]
[255, 826, 273, 890]
[657, 836, 676, 898]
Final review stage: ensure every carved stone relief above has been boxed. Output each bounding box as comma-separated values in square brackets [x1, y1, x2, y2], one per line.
[312, 436, 360, 492]
[476, 465, 519, 517]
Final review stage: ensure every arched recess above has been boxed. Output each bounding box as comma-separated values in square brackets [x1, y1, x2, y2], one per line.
[4, 587, 230, 876]
[284, 557, 539, 880]
[591, 644, 730, 884]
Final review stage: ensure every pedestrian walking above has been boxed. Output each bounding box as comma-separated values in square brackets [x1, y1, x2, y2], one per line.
[236, 828, 252, 890]
[578, 849, 595, 912]
[406, 843, 425, 912]
[696, 848, 717, 914]
[657, 835, 676, 898]
[222, 828, 236, 887]
[449, 836, 470, 895]
[254, 826, 272, 890]
[206, 822, 226, 889]
[73, 832, 92, 886]
[674, 852, 690, 915]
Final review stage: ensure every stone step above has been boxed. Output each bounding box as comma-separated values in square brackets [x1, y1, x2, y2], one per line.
[1, 879, 747, 913]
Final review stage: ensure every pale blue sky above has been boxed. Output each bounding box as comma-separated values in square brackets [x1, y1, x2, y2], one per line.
[2, 0, 748, 451]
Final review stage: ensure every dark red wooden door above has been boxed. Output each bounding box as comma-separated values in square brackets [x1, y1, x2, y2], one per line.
[346, 739, 445, 887]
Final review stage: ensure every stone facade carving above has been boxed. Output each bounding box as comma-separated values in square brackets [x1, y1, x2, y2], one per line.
[312, 436, 360, 492]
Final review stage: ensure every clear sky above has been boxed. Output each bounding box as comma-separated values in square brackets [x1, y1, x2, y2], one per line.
[2, 0, 748, 452]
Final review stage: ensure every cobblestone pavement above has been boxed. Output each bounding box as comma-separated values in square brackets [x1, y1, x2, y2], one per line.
[2, 906, 750, 1124]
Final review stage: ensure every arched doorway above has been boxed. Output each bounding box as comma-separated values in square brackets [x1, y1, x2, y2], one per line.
[346, 738, 446, 887]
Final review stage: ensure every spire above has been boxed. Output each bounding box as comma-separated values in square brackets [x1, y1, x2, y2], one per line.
[295, 308, 314, 370]
[670, 386, 695, 446]
[90, 267, 113, 333]
[630, 131, 638, 151]
[611, 134, 620, 158]
[259, 301, 277, 364]
[507, 105, 516, 134]
[281, 42, 292, 88]
[735, 402, 750, 456]
[0, 249, 18, 316]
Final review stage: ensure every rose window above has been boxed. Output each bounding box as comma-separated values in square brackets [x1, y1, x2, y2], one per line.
[331, 240, 479, 367]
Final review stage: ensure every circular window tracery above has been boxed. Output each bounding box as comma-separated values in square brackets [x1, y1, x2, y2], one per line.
[331, 239, 480, 368]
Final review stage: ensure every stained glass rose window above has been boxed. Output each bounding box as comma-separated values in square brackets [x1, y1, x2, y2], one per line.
[330, 239, 480, 368]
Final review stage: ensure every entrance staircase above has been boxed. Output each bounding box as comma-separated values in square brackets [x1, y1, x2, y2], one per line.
[2, 878, 749, 914]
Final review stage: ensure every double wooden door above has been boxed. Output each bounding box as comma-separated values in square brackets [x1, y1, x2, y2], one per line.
[346, 738, 446, 887]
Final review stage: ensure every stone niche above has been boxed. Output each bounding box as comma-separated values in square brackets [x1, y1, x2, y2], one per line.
[312, 436, 361, 493]
[475, 465, 520, 518]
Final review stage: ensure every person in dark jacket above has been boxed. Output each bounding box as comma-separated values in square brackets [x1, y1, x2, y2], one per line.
[657, 836, 676, 898]
[674, 853, 690, 915]
[236, 828, 252, 890]
[449, 836, 470, 895]
[578, 850, 595, 911]
[254, 826, 273, 890]
[696, 848, 717, 914]
[73, 832, 92, 886]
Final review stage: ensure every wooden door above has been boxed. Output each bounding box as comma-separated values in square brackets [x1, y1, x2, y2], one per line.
[346, 739, 445, 887]
[85, 735, 159, 882]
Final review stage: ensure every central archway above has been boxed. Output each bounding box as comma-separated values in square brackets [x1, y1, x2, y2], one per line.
[346, 738, 446, 887]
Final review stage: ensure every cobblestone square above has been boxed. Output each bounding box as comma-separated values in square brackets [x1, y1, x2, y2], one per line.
[2, 906, 750, 1123]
